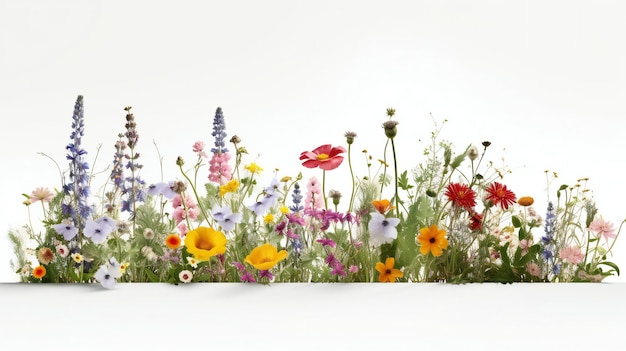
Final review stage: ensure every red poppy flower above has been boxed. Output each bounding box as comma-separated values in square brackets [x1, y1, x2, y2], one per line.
[299, 144, 347, 171]
[485, 182, 516, 210]
[445, 182, 477, 210]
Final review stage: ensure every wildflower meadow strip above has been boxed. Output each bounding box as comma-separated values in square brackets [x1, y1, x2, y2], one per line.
[8, 95, 623, 288]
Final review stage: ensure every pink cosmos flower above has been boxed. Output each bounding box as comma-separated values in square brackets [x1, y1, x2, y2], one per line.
[559, 246, 584, 265]
[588, 216, 617, 241]
[29, 187, 55, 204]
[299, 144, 346, 171]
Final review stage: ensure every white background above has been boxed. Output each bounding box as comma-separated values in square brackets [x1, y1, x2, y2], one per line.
[1, 0, 625, 283]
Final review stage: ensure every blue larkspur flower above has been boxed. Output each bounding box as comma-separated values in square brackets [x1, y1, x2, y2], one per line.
[62, 95, 93, 227]
[210, 107, 228, 154]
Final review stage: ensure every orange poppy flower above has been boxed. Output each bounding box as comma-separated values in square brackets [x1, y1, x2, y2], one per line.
[371, 199, 395, 214]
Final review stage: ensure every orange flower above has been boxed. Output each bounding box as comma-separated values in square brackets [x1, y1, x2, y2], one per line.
[165, 234, 182, 249]
[417, 224, 449, 257]
[375, 257, 403, 283]
[517, 196, 534, 207]
[371, 199, 394, 214]
[32, 265, 46, 280]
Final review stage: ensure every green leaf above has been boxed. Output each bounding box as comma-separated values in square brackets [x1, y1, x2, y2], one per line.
[144, 268, 161, 282]
[599, 261, 620, 276]
[511, 216, 521, 228]
[450, 146, 470, 169]
[397, 170, 414, 191]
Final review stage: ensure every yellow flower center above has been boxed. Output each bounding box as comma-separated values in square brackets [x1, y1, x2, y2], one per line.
[316, 153, 329, 160]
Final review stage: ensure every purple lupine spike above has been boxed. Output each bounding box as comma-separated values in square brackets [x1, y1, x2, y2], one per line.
[62, 95, 93, 228]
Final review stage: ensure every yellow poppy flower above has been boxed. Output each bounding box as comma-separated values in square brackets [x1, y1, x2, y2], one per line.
[375, 257, 403, 283]
[184, 227, 227, 261]
[245, 243, 288, 270]
[417, 224, 449, 257]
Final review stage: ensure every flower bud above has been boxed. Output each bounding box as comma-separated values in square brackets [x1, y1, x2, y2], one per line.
[468, 145, 479, 161]
[329, 190, 342, 206]
[382, 120, 399, 139]
[344, 131, 357, 145]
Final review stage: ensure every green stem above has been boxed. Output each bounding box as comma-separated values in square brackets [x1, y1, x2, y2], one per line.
[322, 170, 328, 210]
[347, 144, 356, 213]
[390, 138, 399, 217]
[179, 164, 209, 222]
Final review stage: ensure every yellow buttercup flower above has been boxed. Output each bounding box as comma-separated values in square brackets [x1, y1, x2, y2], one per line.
[245, 163, 263, 174]
[245, 243, 288, 270]
[417, 224, 449, 257]
[264, 213, 274, 224]
[184, 227, 227, 261]
[279, 206, 290, 215]
[219, 179, 240, 197]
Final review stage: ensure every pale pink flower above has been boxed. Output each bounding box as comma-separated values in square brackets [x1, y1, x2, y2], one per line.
[526, 262, 541, 277]
[208, 153, 232, 184]
[519, 238, 533, 256]
[186, 207, 200, 221]
[192, 141, 208, 158]
[177, 222, 189, 236]
[172, 207, 186, 224]
[29, 187, 55, 204]
[559, 246, 584, 265]
[588, 216, 617, 241]
[55, 244, 70, 258]
[304, 176, 323, 209]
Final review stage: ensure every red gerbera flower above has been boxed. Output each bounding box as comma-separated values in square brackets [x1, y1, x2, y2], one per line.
[299, 144, 347, 171]
[485, 182, 516, 210]
[445, 182, 476, 210]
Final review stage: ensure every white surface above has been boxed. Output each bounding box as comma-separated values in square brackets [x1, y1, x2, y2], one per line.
[1, 1, 625, 282]
[0, 283, 625, 350]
